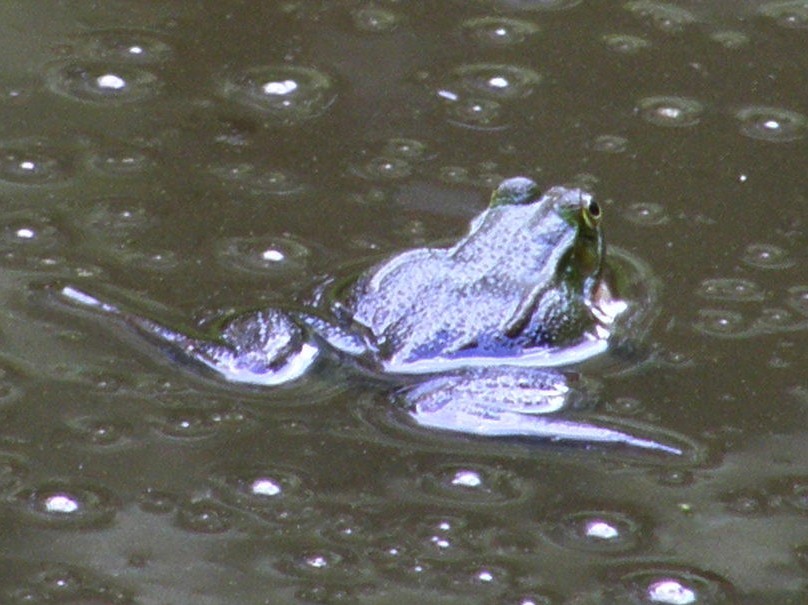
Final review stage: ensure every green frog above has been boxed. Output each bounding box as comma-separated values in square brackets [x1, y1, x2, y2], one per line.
[59, 178, 684, 455]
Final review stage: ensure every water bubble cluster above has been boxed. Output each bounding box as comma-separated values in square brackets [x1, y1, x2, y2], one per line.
[45, 28, 171, 105]
[353, 137, 432, 183]
[436, 63, 542, 130]
[696, 278, 764, 302]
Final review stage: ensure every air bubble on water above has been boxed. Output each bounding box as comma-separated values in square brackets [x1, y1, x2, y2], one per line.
[450, 63, 542, 100]
[44, 493, 79, 514]
[742, 243, 794, 269]
[602, 33, 652, 53]
[693, 309, 747, 337]
[545, 510, 643, 553]
[696, 278, 764, 302]
[357, 156, 412, 181]
[263, 79, 298, 95]
[220, 65, 336, 126]
[250, 478, 281, 496]
[46, 63, 160, 104]
[351, 7, 401, 32]
[585, 519, 619, 539]
[459, 16, 540, 47]
[306, 554, 328, 568]
[709, 30, 750, 48]
[647, 579, 696, 604]
[215, 235, 310, 276]
[477, 569, 495, 582]
[96, 73, 126, 89]
[383, 138, 429, 160]
[16, 481, 119, 528]
[625, 1, 697, 32]
[175, 499, 232, 534]
[758, 1, 808, 30]
[637, 96, 703, 127]
[735, 106, 806, 142]
[451, 470, 482, 488]
[73, 29, 174, 64]
[624, 202, 669, 225]
[592, 135, 629, 153]
[0, 140, 74, 185]
[447, 97, 507, 130]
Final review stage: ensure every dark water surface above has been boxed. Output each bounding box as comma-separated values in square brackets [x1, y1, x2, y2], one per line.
[0, 1, 806, 603]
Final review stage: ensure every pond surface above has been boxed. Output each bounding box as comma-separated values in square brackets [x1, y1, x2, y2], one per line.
[0, 1, 806, 603]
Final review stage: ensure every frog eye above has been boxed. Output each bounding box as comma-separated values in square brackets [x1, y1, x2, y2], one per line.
[582, 198, 601, 228]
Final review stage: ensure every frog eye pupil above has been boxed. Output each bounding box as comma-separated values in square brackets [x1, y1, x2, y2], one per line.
[588, 200, 601, 218]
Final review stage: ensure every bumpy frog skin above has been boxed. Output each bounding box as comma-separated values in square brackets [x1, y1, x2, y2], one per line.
[58, 178, 686, 455]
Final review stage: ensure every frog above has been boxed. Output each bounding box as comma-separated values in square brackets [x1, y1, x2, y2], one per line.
[57, 177, 685, 455]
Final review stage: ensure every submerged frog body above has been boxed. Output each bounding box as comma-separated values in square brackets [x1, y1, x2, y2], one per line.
[58, 178, 685, 455]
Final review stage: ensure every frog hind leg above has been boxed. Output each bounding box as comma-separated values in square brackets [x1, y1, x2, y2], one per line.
[401, 368, 689, 456]
[58, 286, 319, 386]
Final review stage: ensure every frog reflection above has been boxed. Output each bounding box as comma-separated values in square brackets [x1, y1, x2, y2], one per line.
[60, 178, 682, 454]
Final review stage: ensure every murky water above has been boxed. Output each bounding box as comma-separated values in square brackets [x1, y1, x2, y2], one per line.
[0, 1, 806, 603]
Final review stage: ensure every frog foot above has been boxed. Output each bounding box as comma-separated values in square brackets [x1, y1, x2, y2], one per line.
[58, 286, 319, 386]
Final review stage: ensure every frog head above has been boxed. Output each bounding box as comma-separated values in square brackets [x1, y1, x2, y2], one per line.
[485, 178, 606, 345]
[490, 177, 604, 291]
